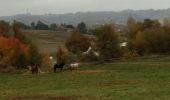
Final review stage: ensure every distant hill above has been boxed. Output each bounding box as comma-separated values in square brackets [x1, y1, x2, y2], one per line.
[1, 8, 170, 27]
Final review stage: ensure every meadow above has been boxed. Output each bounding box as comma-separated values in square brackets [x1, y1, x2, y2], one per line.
[23, 30, 70, 53]
[1, 56, 170, 100]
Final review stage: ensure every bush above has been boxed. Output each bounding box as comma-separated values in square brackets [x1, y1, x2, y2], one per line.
[123, 50, 139, 58]
[79, 51, 99, 62]
[63, 52, 77, 64]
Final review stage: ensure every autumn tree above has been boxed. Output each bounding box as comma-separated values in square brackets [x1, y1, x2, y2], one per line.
[142, 19, 161, 30]
[127, 18, 162, 55]
[94, 24, 120, 60]
[0, 21, 41, 70]
[134, 28, 170, 55]
[0, 36, 28, 69]
[56, 47, 65, 64]
[41, 50, 51, 67]
[127, 17, 142, 39]
[65, 32, 91, 54]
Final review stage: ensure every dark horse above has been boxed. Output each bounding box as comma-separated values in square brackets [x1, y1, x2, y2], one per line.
[53, 62, 65, 73]
[29, 65, 39, 74]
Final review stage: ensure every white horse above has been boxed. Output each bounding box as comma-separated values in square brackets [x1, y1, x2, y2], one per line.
[70, 62, 79, 70]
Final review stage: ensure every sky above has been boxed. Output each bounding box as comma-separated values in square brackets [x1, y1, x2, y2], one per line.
[0, 0, 170, 16]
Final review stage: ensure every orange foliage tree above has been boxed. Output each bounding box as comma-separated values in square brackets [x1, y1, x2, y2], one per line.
[65, 32, 91, 54]
[0, 36, 28, 68]
[41, 50, 50, 67]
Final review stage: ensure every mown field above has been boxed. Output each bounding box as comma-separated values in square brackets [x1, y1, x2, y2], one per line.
[1, 56, 170, 100]
[23, 30, 70, 53]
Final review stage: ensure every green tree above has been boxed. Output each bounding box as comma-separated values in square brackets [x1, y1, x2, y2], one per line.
[94, 24, 120, 60]
[66, 24, 74, 29]
[77, 22, 87, 33]
[27, 44, 42, 66]
[31, 22, 35, 29]
[14, 49, 27, 69]
[15, 21, 30, 29]
[0, 20, 10, 36]
[35, 21, 49, 30]
[50, 23, 57, 30]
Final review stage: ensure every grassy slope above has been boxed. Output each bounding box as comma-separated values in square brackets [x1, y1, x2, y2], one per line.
[23, 30, 70, 53]
[1, 56, 170, 100]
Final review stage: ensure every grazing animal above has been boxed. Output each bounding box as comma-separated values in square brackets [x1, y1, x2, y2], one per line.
[54, 62, 65, 73]
[70, 63, 79, 70]
[28, 65, 39, 74]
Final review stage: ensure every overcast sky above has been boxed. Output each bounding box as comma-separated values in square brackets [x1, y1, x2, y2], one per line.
[0, 0, 170, 16]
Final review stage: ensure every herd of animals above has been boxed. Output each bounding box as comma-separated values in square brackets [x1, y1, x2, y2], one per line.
[28, 46, 97, 74]
[28, 62, 79, 74]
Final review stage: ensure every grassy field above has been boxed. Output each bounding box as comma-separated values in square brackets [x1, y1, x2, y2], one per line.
[1, 56, 170, 100]
[23, 30, 70, 53]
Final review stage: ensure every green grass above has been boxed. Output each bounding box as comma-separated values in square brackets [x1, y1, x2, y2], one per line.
[23, 30, 70, 53]
[1, 56, 170, 100]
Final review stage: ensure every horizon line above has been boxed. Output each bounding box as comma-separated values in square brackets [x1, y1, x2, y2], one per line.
[0, 8, 170, 17]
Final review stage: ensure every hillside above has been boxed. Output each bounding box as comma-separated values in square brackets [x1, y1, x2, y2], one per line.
[1, 8, 170, 26]
[23, 30, 70, 53]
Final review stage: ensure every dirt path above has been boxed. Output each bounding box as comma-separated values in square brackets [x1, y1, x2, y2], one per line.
[63, 70, 106, 74]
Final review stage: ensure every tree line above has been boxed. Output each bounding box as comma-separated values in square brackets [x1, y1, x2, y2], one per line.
[15, 20, 88, 33]
[127, 17, 170, 56]
[1, 16, 170, 72]
[62, 17, 170, 63]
